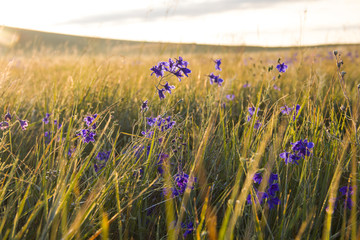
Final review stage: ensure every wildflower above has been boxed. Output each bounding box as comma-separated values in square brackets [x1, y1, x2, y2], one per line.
[94, 151, 111, 172]
[163, 82, 175, 94]
[84, 114, 97, 129]
[268, 197, 280, 209]
[279, 151, 301, 165]
[254, 120, 262, 130]
[208, 73, 224, 86]
[269, 173, 278, 184]
[276, 62, 288, 73]
[150, 62, 168, 78]
[4, 112, 11, 121]
[146, 117, 157, 127]
[226, 94, 235, 101]
[77, 129, 96, 143]
[158, 88, 166, 100]
[253, 173, 262, 184]
[214, 58, 222, 71]
[44, 131, 51, 144]
[247, 107, 258, 122]
[141, 100, 149, 112]
[333, 50, 338, 56]
[292, 104, 300, 120]
[0, 121, 9, 130]
[166, 173, 197, 197]
[243, 83, 251, 88]
[247, 171, 280, 209]
[54, 120, 62, 129]
[273, 85, 281, 91]
[43, 113, 50, 124]
[268, 183, 280, 196]
[181, 222, 194, 237]
[280, 105, 293, 115]
[68, 147, 76, 158]
[18, 119, 29, 131]
[141, 130, 154, 138]
[291, 139, 314, 158]
[339, 186, 354, 209]
[156, 153, 169, 174]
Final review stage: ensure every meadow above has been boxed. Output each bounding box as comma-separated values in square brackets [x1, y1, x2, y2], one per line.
[0, 45, 359, 239]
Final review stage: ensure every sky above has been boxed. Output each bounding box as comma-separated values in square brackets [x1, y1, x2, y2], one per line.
[0, 0, 359, 46]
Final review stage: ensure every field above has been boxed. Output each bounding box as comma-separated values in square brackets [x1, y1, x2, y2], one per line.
[0, 43, 359, 239]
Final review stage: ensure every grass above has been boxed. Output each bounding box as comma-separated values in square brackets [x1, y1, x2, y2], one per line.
[0, 45, 359, 239]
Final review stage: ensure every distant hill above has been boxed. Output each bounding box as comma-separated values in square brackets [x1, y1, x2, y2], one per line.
[0, 26, 359, 56]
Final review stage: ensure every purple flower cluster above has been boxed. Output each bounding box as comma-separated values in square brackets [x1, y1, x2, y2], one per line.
[280, 139, 314, 165]
[0, 112, 11, 130]
[150, 57, 191, 80]
[208, 73, 224, 86]
[94, 151, 111, 172]
[280, 104, 300, 120]
[339, 185, 354, 209]
[247, 172, 280, 209]
[43, 113, 50, 124]
[77, 114, 98, 143]
[208, 58, 224, 86]
[164, 172, 197, 197]
[150, 57, 191, 100]
[146, 115, 176, 132]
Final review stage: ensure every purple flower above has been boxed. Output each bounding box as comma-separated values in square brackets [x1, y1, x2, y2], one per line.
[141, 130, 154, 138]
[253, 173, 262, 184]
[268, 183, 280, 197]
[18, 119, 29, 131]
[158, 89, 166, 100]
[141, 100, 148, 112]
[254, 120, 262, 130]
[84, 114, 97, 129]
[146, 117, 157, 126]
[169, 172, 197, 197]
[226, 94, 235, 101]
[0, 121, 9, 130]
[291, 139, 314, 158]
[43, 113, 50, 124]
[268, 197, 280, 209]
[77, 129, 96, 143]
[4, 112, 11, 121]
[280, 105, 293, 115]
[208, 73, 223, 86]
[156, 153, 169, 174]
[292, 104, 300, 120]
[273, 85, 281, 91]
[269, 173, 278, 184]
[214, 58, 222, 71]
[54, 120, 62, 129]
[94, 151, 111, 173]
[182, 222, 194, 237]
[243, 83, 251, 88]
[339, 186, 354, 209]
[163, 82, 175, 94]
[150, 62, 168, 78]
[276, 62, 288, 73]
[247, 107, 258, 122]
[279, 151, 301, 165]
[339, 186, 353, 197]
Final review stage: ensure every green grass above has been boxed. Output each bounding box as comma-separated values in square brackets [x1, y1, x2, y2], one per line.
[0, 45, 359, 239]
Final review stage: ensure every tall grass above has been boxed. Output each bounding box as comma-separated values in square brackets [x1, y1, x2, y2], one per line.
[0, 47, 359, 239]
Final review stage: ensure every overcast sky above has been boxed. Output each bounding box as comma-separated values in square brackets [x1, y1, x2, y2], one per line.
[0, 0, 359, 46]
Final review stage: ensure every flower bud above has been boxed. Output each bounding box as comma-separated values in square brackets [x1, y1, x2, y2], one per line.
[333, 50, 338, 56]
[341, 71, 346, 78]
